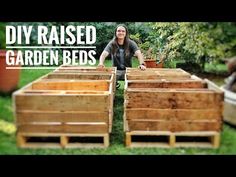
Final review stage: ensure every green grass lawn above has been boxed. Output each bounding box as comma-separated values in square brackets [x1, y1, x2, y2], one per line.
[1, 60, 236, 154]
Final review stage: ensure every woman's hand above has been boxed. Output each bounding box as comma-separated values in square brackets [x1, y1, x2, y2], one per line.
[97, 64, 105, 71]
[97, 64, 105, 68]
[139, 64, 146, 70]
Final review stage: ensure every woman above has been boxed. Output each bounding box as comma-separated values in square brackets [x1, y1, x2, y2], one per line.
[98, 24, 146, 88]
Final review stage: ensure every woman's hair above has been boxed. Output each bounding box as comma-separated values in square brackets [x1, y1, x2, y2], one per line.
[111, 24, 130, 57]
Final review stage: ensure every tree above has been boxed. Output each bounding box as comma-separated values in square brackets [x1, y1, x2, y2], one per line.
[147, 22, 236, 71]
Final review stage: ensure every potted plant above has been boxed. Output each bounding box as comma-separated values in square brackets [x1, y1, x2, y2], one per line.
[131, 33, 165, 68]
[0, 22, 21, 94]
[140, 42, 165, 68]
[143, 47, 161, 68]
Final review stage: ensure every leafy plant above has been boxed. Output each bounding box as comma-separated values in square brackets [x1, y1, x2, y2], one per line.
[0, 22, 6, 49]
[130, 33, 161, 62]
[131, 29, 167, 64]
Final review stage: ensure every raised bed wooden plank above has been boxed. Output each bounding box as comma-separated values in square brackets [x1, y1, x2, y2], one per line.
[125, 108, 222, 121]
[15, 94, 109, 111]
[32, 80, 110, 91]
[17, 123, 108, 133]
[127, 120, 222, 132]
[16, 111, 109, 124]
[125, 90, 223, 109]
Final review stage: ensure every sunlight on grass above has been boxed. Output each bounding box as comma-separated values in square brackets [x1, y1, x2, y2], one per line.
[0, 120, 16, 135]
[205, 63, 228, 74]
